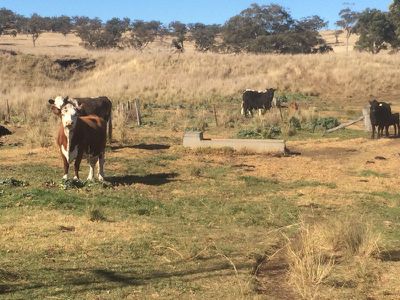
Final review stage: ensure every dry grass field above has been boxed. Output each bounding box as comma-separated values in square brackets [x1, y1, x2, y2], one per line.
[1, 32, 400, 299]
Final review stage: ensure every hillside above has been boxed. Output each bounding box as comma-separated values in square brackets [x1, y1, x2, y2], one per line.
[1, 31, 400, 120]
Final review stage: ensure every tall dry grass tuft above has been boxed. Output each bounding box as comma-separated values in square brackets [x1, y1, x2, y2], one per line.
[327, 216, 381, 258]
[112, 107, 130, 144]
[25, 117, 58, 148]
[286, 217, 381, 299]
[286, 223, 334, 300]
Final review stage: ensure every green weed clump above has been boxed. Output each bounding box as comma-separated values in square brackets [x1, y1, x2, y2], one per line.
[89, 208, 107, 222]
[60, 179, 85, 190]
[237, 125, 282, 139]
[0, 178, 28, 187]
[310, 117, 340, 132]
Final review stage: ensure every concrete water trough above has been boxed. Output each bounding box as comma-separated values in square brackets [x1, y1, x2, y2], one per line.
[183, 131, 286, 154]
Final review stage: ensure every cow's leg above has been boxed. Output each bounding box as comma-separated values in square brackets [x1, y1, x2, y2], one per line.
[61, 153, 69, 180]
[385, 125, 390, 137]
[108, 115, 113, 142]
[258, 109, 263, 116]
[87, 155, 98, 181]
[97, 152, 105, 181]
[74, 151, 83, 180]
[241, 103, 245, 116]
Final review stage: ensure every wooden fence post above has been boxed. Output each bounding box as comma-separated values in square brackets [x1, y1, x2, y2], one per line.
[362, 108, 372, 132]
[213, 104, 218, 127]
[134, 98, 142, 126]
[6, 99, 10, 123]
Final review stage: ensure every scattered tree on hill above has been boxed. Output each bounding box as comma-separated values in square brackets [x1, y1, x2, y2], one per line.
[169, 21, 187, 51]
[334, 29, 343, 44]
[335, 8, 359, 54]
[27, 13, 45, 46]
[221, 4, 327, 54]
[74, 17, 103, 48]
[51, 15, 72, 37]
[102, 17, 129, 48]
[74, 17, 128, 49]
[0, 8, 17, 35]
[125, 20, 162, 51]
[354, 9, 396, 53]
[188, 23, 220, 52]
[389, 0, 400, 49]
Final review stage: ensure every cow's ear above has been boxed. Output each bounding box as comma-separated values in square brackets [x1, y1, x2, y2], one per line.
[50, 105, 61, 116]
[48, 99, 55, 105]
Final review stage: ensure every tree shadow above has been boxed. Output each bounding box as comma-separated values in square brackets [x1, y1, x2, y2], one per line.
[110, 143, 170, 151]
[107, 172, 178, 186]
[1, 256, 253, 296]
[48, 45, 73, 48]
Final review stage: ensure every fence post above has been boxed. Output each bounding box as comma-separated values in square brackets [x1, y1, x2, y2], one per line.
[213, 104, 218, 127]
[134, 98, 142, 126]
[362, 107, 372, 132]
[6, 99, 11, 123]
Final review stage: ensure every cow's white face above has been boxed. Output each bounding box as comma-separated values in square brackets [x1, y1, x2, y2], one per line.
[53, 96, 66, 109]
[61, 103, 79, 130]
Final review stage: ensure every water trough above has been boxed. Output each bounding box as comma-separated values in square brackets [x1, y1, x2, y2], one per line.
[183, 131, 286, 154]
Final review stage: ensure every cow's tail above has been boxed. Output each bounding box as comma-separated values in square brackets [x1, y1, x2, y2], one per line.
[241, 101, 245, 116]
[108, 112, 113, 142]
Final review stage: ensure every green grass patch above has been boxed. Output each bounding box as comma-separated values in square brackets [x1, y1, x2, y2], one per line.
[239, 176, 336, 190]
[359, 170, 389, 178]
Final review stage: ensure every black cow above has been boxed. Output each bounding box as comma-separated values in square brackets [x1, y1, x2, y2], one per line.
[369, 99, 392, 139]
[48, 96, 112, 141]
[241, 88, 276, 116]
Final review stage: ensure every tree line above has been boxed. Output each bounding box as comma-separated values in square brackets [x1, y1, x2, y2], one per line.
[1, 1, 400, 54]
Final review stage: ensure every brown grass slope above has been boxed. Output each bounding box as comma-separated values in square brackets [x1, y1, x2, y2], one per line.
[1, 32, 400, 120]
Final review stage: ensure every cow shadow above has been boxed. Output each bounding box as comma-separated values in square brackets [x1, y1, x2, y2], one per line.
[107, 172, 178, 186]
[110, 143, 170, 151]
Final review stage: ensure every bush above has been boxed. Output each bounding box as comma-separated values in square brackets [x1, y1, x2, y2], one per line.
[89, 208, 107, 222]
[310, 117, 340, 132]
[289, 116, 302, 130]
[237, 125, 281, 139]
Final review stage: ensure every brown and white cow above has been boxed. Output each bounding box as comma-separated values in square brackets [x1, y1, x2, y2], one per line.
[48, 96, 112, 141]
[50, 98, 107, 181]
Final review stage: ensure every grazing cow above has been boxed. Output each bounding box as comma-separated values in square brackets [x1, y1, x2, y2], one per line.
[389, 113, 400, 137]
[369, 99, 392, 139]
[50, 98, 107, 181]
[241, 88, 276, 116]
[48, 96, 112, 141]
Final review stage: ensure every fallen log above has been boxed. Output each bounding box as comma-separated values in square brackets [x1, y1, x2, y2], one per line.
[325, 116, 364, 133]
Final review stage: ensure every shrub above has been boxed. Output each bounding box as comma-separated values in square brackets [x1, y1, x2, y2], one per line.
[310, 117, 340, 132]
[89, 208, 107, 222]
[289, 116, 302, 130]
[237, 125, 281, 139]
